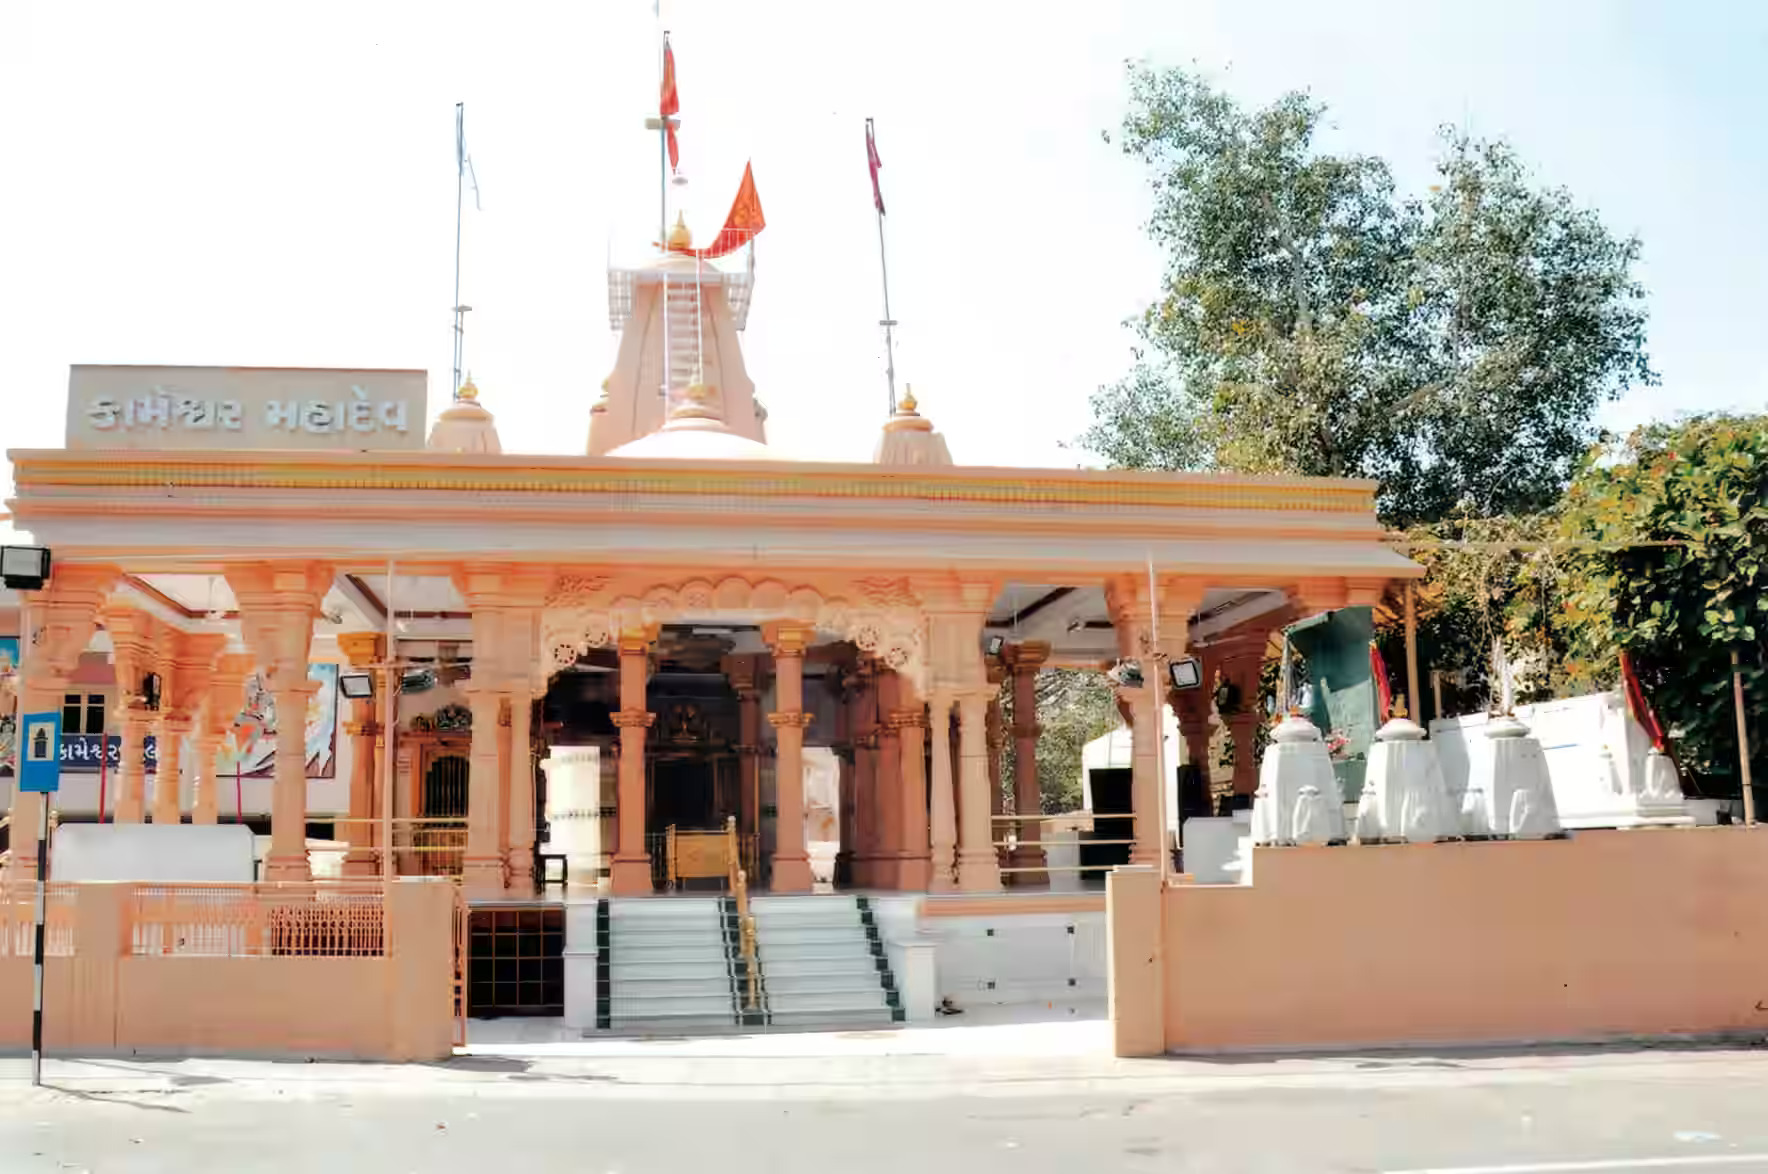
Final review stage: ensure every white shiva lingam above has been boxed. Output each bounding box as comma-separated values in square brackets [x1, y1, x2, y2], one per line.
[1250, 713, 1347, 847]
[1458, 640, 1562, 839]
[1353, 699, 1459, 844]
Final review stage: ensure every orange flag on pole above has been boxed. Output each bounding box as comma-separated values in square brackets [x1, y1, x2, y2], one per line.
[660, 37, 680, 171]
[671, 162, 766, 260]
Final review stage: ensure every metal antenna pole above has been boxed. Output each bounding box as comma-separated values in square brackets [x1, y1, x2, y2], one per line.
[868, 118, 898, 416]
[453, 103, 465, 397]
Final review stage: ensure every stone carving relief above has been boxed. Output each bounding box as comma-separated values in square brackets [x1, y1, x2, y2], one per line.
[539, 574, 925, 683]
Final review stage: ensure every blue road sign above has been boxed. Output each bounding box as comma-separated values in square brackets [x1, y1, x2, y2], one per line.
[18, 712, 61, 794]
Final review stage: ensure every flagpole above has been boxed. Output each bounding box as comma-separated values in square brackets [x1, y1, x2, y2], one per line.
[452, 102, 466, 397]
[867, 118, 898, 416]
[658, 36, 668, 252]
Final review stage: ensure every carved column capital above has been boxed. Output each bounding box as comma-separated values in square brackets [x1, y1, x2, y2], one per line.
[768, 711, 814, 730]
[336, 631, 385, 668]
[887, 710, 928, 731]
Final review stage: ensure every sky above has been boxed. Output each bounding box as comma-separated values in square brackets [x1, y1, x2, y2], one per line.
[2, 0, 1765, 504]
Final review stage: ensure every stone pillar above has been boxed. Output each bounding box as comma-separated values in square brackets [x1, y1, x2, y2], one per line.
[1007, 641, 1049, 885]
[892, 687, 930, 891]
[7, 565, 117, 881]
[927, 694, 957, 893]
[228, 561, 333, 882]
[874, 671, 904, 889]
[193, 653, 252, 826]
[848, 663, 877, 887]
[151, 716, 188, 824]
[955, 691, 1003, 891]
[113, 707, 152, 824]
[727, 655, 763, 849]
[507, 689, 536, 892]
[155, 630, 224, 827]
[832, 670, 856, 887]
[1121, 679, 1162, 867]
[765, 622, 814, 893]
[609, 627, 656, 895]
[1222, 655, 1264, 798]
[336, 632, 383, 875]
[101, 605, 158, 826]
[462, 689, 509, 894]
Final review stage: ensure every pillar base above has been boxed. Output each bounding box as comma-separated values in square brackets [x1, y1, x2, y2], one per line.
[896, 854, 932, 892]
[956, 849, 1003, 892]
[929, 851, 957, 893]
[1007, 847, 1049, 887]
[342, 848, 379, 878]
[462, 856, 507, 897]
[610, 854, 654, 896]
[191, 808, 218, 826]
[770, 853, 813, 893]
[263, 853, 311, 882]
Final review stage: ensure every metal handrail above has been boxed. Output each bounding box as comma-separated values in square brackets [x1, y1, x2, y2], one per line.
[726, 816, 758, 1012]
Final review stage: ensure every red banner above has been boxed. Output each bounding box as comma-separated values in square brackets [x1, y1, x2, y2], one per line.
[1619, 650, 1667, 752]
[669, 162, 766, 260]
[1370, 642, 1394, 719]
[660, 39, 680, 171]
[866, 119, 885, 215]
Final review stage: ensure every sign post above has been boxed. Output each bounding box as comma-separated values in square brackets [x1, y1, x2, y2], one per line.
[19, 710, 62, 1088]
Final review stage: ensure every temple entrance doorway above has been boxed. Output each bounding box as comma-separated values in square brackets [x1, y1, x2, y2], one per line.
[645, 629, 749, 888]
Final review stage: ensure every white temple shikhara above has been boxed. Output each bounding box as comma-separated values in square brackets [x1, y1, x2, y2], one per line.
[3, 200, 1421, 922]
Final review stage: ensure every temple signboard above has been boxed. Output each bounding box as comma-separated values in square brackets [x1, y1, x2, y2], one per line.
[65, 365, 428, 451]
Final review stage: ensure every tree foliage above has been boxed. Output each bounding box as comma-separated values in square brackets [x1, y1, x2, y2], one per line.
[1083, 65, 1655, 526]
[1009, 668, 1119, 813]
[1555, 416, 1768, 796]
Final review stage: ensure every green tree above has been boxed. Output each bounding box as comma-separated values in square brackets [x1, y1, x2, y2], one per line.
[1083, 65, 1655, 527]
[1555, 415, 1768, 802]
[1005, 668, 1119, 813]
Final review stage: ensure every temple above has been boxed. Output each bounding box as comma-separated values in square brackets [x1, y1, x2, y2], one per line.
[2, 210, 1419, 1029]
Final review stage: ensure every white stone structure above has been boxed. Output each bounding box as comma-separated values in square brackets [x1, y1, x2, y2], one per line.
[1251, 715, 1346, 846]
[1459, 714, 1563, 839]
[1432, 691, 1690, 829]
[1352, 716, 1458, 843]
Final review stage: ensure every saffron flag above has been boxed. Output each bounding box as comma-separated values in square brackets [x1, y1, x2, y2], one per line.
[670, 162, 766, 260]
[660, 37, 680, 171]
[1370, 642, 1394, 719]
[866, 119, 885, 214]
[1619, 650, 1667, 752]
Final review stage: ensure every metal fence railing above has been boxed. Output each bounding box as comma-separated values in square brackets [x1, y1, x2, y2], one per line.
[130, 882, 389, 958]
[0, 882, 76, 958]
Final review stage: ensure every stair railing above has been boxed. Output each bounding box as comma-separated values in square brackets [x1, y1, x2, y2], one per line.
[726, 816, 758, 1012]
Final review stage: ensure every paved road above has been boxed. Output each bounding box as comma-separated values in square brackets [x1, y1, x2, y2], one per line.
[4, 1028, 1768, 1172]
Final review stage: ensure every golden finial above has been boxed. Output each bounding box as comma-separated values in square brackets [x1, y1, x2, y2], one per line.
[898, 385, 918, 414]
[666, 211, 693, 251]
[1391, 696, 1408, 720]
[456, 373, 479, 402]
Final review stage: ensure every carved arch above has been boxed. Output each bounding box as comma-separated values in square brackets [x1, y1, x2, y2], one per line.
[539, 573, 925, 683]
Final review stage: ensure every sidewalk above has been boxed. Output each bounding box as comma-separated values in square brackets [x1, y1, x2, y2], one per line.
[3, 1021, 1767, 1107]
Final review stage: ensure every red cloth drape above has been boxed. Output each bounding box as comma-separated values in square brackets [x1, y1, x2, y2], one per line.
[1619, 650, 1667, 752]
[1370, 642, 1394, 719]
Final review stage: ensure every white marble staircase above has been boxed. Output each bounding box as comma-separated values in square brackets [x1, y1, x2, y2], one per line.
[750, 896, 902, 1028]
[606, 898, 739, 1031]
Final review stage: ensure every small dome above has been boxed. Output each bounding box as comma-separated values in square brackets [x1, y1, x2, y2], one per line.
[666, 212, 693, 252]
[427, 373, 502, 454]
[607, 428, 778, 461]
[873, 385, 953, 466]
[606, 378, 785, 462]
